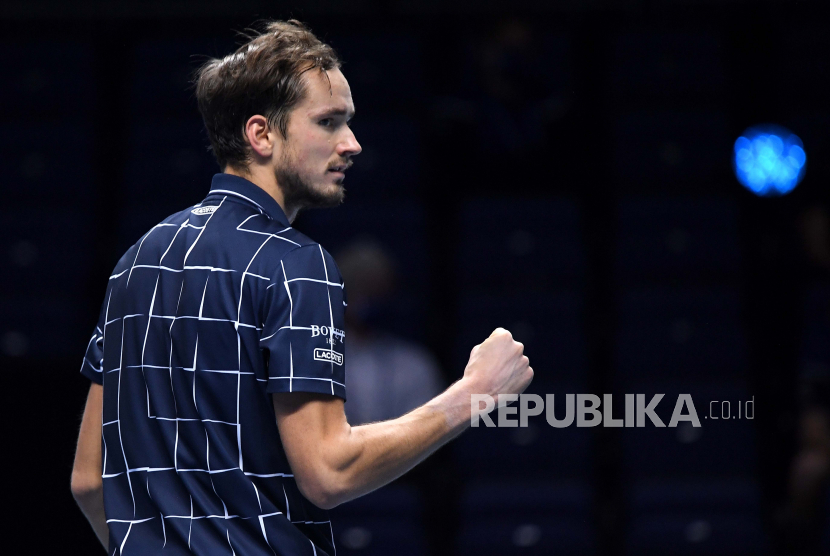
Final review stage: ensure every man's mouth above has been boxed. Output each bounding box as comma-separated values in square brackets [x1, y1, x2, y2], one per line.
[327, 162, 352, 173]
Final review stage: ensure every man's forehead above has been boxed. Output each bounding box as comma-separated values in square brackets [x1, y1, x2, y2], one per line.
[303, 68, 355, 114]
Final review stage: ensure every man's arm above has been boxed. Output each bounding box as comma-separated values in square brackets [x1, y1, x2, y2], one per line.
[273, 328, 532, 509]
[71, 383, 108, 549]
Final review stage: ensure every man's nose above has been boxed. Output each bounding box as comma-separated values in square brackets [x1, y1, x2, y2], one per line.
[338, 128, 362, 157]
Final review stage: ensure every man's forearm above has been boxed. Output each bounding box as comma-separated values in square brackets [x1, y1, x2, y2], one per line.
[334, 378, 473, 502]
[72, 383, 108, 550]
[277, 378, 476, 509]
[276, 328, 532, 510]
[73, 484, 108, 549]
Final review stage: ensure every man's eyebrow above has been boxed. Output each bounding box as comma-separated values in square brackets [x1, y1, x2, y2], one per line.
[313, 107, 355, 119]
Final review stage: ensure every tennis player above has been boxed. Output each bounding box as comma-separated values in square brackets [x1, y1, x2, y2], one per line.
[71, 20, 532, 555]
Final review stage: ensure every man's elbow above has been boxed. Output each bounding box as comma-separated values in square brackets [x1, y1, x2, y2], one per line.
[294, 471, 348, 510]
[71, 470, 103, 509]
[302, 489, 341, 511]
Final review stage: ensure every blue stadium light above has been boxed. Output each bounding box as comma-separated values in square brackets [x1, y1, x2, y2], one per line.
[733, 125, 806, 197]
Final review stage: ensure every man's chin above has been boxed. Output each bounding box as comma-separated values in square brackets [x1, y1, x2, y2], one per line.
[328, 189, 346, 207]
[302, 184, 345, 210]
[278, 169, 346, 213]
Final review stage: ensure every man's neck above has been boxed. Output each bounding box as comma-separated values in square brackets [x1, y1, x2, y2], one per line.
[223, 164, 297, 223]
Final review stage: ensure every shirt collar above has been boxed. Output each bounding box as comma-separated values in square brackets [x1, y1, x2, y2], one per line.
[208, 173, 290, 226]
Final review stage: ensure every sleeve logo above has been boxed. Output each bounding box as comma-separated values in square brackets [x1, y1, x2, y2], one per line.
[314, 348, 344, 366]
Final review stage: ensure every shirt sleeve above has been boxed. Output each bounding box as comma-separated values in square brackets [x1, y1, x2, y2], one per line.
[80, 288, 109, 384]
[261, 244, 347, 400]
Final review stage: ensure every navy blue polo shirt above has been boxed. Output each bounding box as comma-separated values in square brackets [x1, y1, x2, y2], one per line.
[81, 173, 347, 555]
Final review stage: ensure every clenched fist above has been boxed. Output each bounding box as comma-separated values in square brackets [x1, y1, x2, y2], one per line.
[461, 328, 533, 404]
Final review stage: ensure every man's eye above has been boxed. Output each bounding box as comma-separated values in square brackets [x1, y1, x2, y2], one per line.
[319, 119, 333, 127]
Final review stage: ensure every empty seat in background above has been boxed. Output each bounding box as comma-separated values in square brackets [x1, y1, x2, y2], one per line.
[610, 32, 725, 104]
[453, 417, 591, 480]
[0, 294, 87, 360]
[328, 34, 424, 114]
[345, 116, 421, 199]
[0, 207, 95, 295]
[457, 198, 584, 291]
[615, 197, 740, 285]
[0, 123, 95, 204]
[612, 112, 730, 187]
[454, 32, 572, 101]
[614, 287, 747, 384]
[122, 119, 217, 206]
[0, 41, 94, 120]
[454, 290, 586, 388]
[620, 385, 766, 554]
[625, 510, 766, 556]
[620, 382, 757, 479]
[457, 480, 595, 556]
[329, 483, 426, 556]
[778, 31, 830, 108]
[802, 285, 830, 325]
[800, 285, 830, 375]
[129, 39, 235, 120]
[630, 477, 761, 516]
[438, 31, 572, 156]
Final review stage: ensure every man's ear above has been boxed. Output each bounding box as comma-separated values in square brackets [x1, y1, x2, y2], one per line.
[244, 115, 278, 160]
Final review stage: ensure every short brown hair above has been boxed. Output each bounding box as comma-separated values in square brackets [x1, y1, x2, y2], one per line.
[195, 20, 340, 170]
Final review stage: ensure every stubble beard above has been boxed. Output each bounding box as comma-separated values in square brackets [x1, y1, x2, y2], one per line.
[276, 151, 345, 217]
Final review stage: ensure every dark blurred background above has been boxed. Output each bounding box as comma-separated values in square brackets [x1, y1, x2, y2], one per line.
[3, 0, 830, 554]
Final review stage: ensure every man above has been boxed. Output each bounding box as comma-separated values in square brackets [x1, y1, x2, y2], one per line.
[71, 20, 532, 555]
[334, 239, 445, 425]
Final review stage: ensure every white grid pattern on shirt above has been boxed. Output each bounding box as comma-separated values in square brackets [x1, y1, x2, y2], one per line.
[88, 199, 343, 555]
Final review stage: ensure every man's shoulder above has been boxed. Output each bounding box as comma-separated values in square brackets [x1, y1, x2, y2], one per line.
[227, 211, 332, 260]
[205, 207, 342, 285]
[106, 202, 339, 283]
[108, 206, 194, 276]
